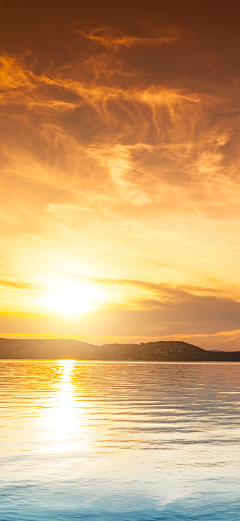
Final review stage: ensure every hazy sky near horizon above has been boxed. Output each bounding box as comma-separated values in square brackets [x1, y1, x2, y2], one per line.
[0, 0, 239, 349]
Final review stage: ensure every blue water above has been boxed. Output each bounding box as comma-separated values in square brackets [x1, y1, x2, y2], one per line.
[0, 361, 240, 520]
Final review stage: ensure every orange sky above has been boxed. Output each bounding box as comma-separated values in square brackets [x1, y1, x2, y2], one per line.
[0, 0, 239, 349]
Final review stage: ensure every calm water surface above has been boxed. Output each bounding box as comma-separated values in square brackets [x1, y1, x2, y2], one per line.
[0, 361, 240, 520]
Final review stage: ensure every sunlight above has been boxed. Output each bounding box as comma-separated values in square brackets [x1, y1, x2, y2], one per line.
[50, 361, 78, 441]
[39, 282, 102, 315]
[41, 360, 89, 453]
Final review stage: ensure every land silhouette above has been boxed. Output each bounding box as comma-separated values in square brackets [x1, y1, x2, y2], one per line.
[0, 338, 240, 361]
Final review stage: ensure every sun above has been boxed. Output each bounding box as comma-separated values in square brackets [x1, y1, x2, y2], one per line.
[39, 282, 101, 315]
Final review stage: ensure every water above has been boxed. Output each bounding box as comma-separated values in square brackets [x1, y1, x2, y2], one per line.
[0, 361, 240, 520]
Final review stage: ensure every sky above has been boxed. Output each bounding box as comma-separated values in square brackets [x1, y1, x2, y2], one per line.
[0, 0, 239, 349]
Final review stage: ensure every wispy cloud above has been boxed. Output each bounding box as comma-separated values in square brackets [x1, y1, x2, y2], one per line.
[77, 29, 180, 49]
[0, 54, 239, 250]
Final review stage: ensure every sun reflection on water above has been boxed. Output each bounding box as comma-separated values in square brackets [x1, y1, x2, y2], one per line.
[41, 360, 89, 453]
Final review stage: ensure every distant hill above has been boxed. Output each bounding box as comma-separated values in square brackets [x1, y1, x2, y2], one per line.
[0, 338, 240, 361]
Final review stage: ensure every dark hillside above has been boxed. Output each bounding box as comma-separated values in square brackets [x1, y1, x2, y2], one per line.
[0, 338, 240, 361]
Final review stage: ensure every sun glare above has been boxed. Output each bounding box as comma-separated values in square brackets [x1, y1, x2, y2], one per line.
[41, 360, 90, 453]
[39, 282, 101, 315]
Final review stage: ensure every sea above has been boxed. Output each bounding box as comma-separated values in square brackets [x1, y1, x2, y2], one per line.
[0, 361, 240, 520]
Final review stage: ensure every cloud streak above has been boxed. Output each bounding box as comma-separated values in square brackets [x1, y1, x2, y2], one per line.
[0, 279, 40, 290]
[77, 29, 180, 49]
